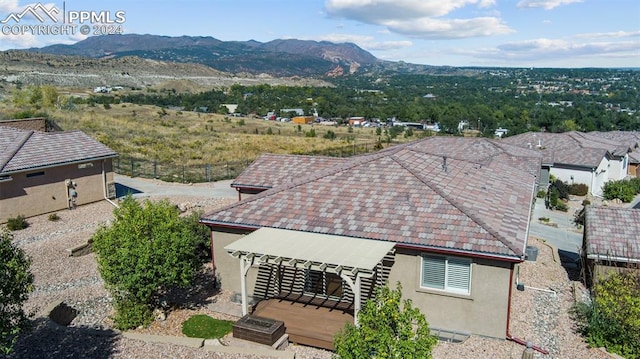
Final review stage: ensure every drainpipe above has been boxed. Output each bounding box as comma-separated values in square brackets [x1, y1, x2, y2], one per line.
[102, 160, 119, 208]
[506, 264, 550, 355]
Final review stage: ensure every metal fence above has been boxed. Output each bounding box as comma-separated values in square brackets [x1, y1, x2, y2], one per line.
[114, 140, 380, 183]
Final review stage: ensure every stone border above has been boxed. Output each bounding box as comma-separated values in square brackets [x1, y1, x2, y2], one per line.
[122, 332, 295, 358]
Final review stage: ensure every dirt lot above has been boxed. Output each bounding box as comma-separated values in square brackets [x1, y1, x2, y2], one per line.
[4, 177, 616, 358]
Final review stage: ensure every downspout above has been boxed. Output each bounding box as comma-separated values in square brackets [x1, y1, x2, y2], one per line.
[210, 229, 216, 281]
[102, 160, 119, 208]
[506, 264, 550, 355]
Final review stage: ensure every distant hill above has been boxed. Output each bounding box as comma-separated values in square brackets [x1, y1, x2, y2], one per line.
[30, 34, 380, 77]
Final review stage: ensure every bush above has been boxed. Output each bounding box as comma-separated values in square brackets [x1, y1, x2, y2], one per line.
[572, 272, 640, 359]
[112, 298, 153, 331]
[181, 315, 233, 339]
[555, 201, 569, 212]
[550, 179, 570, 200]
[334, 282, 437, 358]
[536, 190, 546, 199]
[91, 196, 204, 330]
[6, 215, 28, 231]
[603, 180, 636, 203]
[0, 230, 34, 354]
[569, 183, 589, 196]
[47, 213, 60, 222]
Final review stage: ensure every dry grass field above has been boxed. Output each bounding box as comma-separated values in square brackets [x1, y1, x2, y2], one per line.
[47, 103, 405, 165]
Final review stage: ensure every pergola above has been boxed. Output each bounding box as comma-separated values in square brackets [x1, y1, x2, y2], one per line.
[225, 227, 396, 325]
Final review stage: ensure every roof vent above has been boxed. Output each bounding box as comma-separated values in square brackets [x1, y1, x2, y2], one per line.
[442, 156, 448, 173]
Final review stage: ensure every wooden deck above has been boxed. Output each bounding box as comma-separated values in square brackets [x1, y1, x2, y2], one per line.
[251, 296, 354, 350]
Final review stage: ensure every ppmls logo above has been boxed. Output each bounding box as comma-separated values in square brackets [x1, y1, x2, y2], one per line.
[1, 2, 126, 37]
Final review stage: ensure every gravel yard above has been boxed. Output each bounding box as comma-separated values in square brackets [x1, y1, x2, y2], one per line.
[4, 178, 614, 359]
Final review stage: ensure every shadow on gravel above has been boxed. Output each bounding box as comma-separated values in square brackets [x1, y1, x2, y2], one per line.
[161, 266, 220, 310]
[7, 318, 119, 359]
[115, 183, 142, 198]
[558, 249, 582, 282]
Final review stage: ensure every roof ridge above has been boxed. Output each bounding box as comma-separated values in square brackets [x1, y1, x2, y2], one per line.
[391, 149, 522, 256]
[0, 129, 33, 173]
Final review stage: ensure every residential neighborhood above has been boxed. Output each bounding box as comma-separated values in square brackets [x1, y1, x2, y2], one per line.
[2, 112, 639, 358]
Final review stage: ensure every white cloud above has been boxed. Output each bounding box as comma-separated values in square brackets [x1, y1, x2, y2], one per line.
[386, 16, 513, 39]
[516, 0, 583, 10]
[325, 0, 496, 23]
[574, 30, 640, 39]
[0, 0, 20, 12]
[493, 38, 640, 61]
[0, 32, 40, 49]
[324, 0, 511, 40]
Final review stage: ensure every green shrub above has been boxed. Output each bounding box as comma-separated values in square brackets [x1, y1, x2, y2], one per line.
[536, 190, 546, 199]
[47, 213, 60, 222]
[181, 315, 233, 339]
[323, 130, 336, 140]
[550, 179, 570, 200]
[569, 183, 589, 196]
[572, 272, 640, 359]
[555, 201, 569, 212]
[112, 298, 153, 331]
[334, 282, 437, 358]
[603, 180, 636, 202]
[6, 215, 28, 231]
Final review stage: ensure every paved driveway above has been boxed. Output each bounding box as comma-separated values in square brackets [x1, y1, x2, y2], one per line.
[529, 199, 583, 256]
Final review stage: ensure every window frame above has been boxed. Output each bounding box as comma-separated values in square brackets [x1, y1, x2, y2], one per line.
[420, 254, 472, 295]
[303, 269, 345, 300]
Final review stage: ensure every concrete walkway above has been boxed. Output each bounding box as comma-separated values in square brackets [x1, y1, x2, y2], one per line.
[114, 174, 238, 200]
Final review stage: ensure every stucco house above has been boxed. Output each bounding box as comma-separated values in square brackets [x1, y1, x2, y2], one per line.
[582, 206, 640, 286]
[0, 125, 118, 222]
[588, 131, 640, 177]
[501, 131, 630, 196]
[200, 137, 542, 349]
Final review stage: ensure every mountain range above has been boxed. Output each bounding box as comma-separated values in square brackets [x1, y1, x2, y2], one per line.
[29, 34, 382, 77]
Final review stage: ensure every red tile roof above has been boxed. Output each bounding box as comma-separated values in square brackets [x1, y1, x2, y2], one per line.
[0, 126, 117, 174]
[585, 206, 640, 261]
[232, 154, 348, 190]
[202, 137, 541, 259]
[500, 131, 627, 168]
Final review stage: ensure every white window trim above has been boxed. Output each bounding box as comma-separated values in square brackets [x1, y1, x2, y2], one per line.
[420, 254, 472, 295]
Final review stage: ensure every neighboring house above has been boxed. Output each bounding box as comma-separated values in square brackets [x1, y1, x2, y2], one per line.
[0, 117, 56, 132]
[588, 131, 640, 177]
[501, 131, 630, 196]
[231, 154, 347, 200]
[200, 137, 542, 349]
[628, 151, 640, 177]
[0, 126, 118, 222]
[582, 206, 640, 285]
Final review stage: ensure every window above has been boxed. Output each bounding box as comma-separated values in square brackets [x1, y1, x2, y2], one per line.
[26, 171, 45, 178]
[304, 270, 344, 299]
[421, 254, 471, 295]
[78, 162, 94, 169]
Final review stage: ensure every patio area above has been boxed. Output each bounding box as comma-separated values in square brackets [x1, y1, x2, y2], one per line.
[251, 295, 354, 350]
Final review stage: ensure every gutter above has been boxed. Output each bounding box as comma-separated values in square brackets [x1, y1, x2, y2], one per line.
[395, 243, 523, 263]
[2, 154, 118, 176]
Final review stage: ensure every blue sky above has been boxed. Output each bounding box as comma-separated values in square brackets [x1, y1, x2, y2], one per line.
[0, 0, 638, 68]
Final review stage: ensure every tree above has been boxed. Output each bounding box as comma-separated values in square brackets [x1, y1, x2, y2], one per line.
[0, 230, 34, 355]
[91, 196, 206, 330]
[333, 282, 437, 359]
